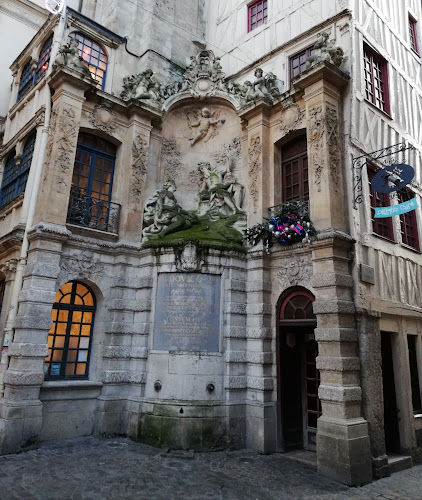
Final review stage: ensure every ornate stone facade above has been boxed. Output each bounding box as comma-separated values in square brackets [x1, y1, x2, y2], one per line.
[0, 1, 421, 490]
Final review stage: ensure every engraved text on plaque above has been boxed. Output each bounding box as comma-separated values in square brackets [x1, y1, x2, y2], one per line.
[153, 273, 221, 352]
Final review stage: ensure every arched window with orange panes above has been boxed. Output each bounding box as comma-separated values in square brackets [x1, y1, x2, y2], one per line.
[44, 281, 96, 379]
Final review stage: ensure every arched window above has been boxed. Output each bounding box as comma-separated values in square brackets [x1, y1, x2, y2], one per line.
[67, 133, 117, 231]
[0, 132, 36, 208]
[17, 35, 53, 101]
[281, 135, 309, 202]
[279, 289, 316, 324]
[35, 35, 53, 82]
[69, 33, 108, 89]
[45, 281, 96, 379]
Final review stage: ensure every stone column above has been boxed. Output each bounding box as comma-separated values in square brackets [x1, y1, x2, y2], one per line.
[295, 63, 372, 485]
[34, 67, 93, 226]
[239, 102, 276, 452]
[0, 226, 68, 454]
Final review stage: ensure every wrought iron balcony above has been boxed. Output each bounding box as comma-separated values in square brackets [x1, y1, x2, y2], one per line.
[268, 198, 310, 219]
[67, 188, 120, 234]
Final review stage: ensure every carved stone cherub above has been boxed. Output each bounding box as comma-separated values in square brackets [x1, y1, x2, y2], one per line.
[187, 108, 225, 146]
[55, 38, 93, 80]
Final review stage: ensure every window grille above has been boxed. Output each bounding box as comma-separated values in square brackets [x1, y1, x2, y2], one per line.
[0, 133, 36, 208]
[368, 166, 394, 240]
[69, 33, 108, 89]
[399, 189, 420, 250]
[248, 0, 268, 32]
[45, 281, 96, 379]
[35, 35, 53, 82]
[17, 35, 53, 101]
[282, 136, 309, 202]
[363, 44, 390, 114]
[289, 47, 315, 81]
[409, 15, 419, 53]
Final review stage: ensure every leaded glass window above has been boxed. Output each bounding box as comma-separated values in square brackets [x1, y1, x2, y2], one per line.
[45, 281, 96, 379]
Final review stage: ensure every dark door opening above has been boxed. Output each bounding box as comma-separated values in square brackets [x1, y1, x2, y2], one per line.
[278, 289, 320, 452]
[381, 332, 400, 454]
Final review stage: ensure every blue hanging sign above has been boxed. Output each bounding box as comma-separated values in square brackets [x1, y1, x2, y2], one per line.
[371, 164, 415, 193]
[373, 197, 419, 218]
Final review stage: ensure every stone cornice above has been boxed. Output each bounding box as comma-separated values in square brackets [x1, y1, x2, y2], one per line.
[293, 61, 350, 95]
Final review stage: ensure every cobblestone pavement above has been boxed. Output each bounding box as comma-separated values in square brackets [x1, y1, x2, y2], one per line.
[0, 437, 421, 499]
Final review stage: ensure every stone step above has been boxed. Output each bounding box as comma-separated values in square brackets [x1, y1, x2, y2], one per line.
[388, 453, 412, 474]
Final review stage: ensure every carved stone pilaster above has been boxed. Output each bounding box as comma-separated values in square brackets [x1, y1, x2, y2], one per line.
[248, 136, 262, 214]
[131, 135, 148, 204]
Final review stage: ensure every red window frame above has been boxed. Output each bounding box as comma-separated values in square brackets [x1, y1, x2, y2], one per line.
[398, 189, 420, 250]
[368, 166, 394, 240]
[248, 0, 268, 32]
[282, 136, 309, 202]
[409, 15, 419, 54]
[289, 47, 315, 82]
[363, 44, 390, 115]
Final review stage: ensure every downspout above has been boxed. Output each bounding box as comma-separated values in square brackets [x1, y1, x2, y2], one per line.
[0, 9, 67, 398]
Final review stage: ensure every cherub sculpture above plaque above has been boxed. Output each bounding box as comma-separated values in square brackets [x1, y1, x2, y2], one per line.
[186, 108, 225, 146]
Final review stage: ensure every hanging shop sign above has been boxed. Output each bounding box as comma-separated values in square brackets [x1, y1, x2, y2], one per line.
[352, 142, 414, 208]
[374, 197, 419, 218]
[370, 163, 415, 193]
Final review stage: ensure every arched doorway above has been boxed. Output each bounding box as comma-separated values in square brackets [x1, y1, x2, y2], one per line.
[277, 288, 320, 452]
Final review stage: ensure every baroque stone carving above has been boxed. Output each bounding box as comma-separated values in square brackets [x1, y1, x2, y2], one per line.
[213, 137, 241, 173]
[176, 50, 226, 100]
[143, 179, 191, 236]
[0, 259, 18, 280]
[120, 69, 162, 106]
[308, 106, 325, 191]
[131, 135, 148, 203]
[280, 102, 304, 135]
[277, 257, 313, 290]
[197, 162, 244, 218]
[239, 68, 281, 106]
[306, 32, 345, 69]
[326, 106, 341, 190]
[54, 38, 94, 80]
[187, 108, 225, 146]
[56, 106, 78, 193]
[59, 252, 106, 283]
[248, 137, 262, 213]
[89, 102, 117, 133]
[160, 137, 182, 181]
[43, 107, 58, 181]
[175, 243, 204, 272]
[308, 105, 341, 192]
[138, 50, 280, 106]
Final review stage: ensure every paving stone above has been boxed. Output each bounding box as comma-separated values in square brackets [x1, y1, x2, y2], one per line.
[0, 437, 421, 499]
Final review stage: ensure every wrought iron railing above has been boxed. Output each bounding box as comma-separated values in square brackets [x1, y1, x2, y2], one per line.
[268, 198, 310, 219]
[67, 188, 120, 234]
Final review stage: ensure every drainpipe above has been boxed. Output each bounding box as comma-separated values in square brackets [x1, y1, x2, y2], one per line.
[0, 10, 67, 398]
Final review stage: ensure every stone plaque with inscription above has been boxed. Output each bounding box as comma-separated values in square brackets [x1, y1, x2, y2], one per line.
[153, 273, 221, 352]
